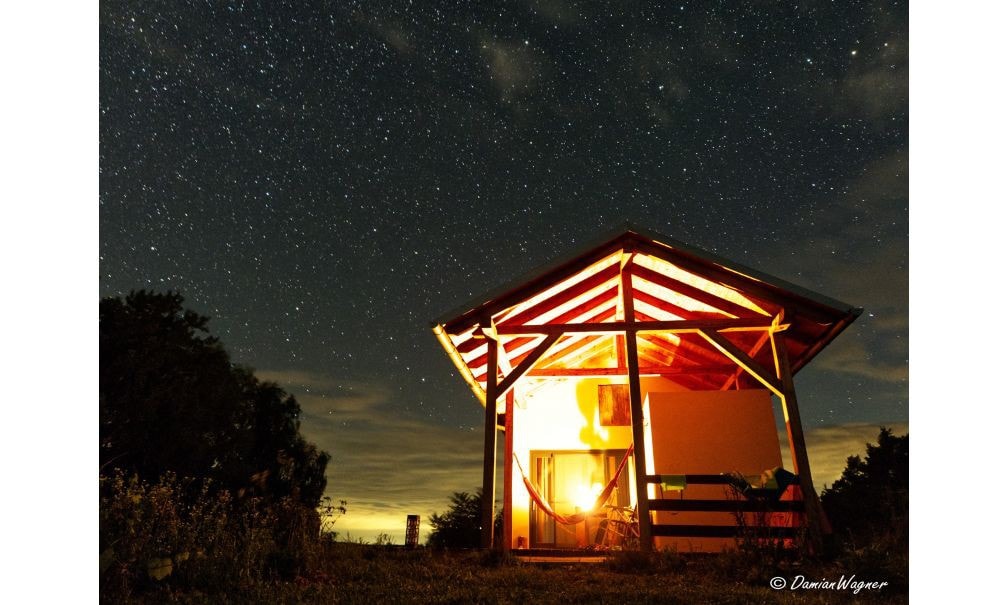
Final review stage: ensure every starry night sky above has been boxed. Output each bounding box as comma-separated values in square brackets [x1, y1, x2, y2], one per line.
[100, 1, 907, 541]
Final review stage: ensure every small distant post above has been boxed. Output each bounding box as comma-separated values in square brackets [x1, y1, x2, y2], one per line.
[405, 514, 420, 548]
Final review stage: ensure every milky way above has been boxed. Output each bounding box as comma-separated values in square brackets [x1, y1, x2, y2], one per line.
[100, 1, 907, 539]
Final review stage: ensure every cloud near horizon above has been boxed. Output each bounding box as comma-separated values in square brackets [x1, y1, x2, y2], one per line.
[794, 421, 909, 491]
[262, 370, 486, 542]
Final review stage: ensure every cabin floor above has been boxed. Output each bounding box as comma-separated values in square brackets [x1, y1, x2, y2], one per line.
[512, 548, 612, 563]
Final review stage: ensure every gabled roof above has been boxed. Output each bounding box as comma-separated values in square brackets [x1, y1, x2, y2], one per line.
[433, 226, 861, 401]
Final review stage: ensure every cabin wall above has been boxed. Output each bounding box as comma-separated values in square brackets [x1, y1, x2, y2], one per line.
[645, 389, 786, 553]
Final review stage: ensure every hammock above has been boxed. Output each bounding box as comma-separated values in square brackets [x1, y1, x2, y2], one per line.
[513, 444, 634, 525]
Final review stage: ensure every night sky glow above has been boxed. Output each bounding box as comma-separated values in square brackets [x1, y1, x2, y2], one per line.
[100, 1, 907, 541]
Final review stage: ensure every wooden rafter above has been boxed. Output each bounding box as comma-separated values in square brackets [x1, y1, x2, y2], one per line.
[501, 286, 618, 329]
[440, 241, 627, 334]
[633, 239, 842, 324]
[630, 286, 725, 322]
[631, 263, 765, 319]
[494, 262, 620, 328]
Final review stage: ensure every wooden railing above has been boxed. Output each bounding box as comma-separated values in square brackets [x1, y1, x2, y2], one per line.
[644, 474, 803, 539]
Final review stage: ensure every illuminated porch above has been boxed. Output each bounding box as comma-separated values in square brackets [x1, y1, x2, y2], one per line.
[432, 227, 860, 553]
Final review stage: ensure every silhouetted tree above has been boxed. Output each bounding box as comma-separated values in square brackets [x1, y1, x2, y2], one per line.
[427, 489, 502, 549]
[100, 290, 329, 506]
[821, 427, 908, 547]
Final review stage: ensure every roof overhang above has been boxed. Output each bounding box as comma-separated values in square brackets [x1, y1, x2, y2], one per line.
[433, 227, 861, 405]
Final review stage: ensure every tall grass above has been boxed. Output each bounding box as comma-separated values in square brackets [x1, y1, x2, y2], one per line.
[100, 471, 326, 601]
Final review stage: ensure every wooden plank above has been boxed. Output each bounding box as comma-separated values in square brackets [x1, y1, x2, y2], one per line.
[493, 317, 775, 335]
[651, 525, 799, 538]
[648, 499, 805, 512]
[698, 329, 784, 397]
[772, 330, 829, 554]
[621, 258, 653, 551]
[480, 337, 499, 550]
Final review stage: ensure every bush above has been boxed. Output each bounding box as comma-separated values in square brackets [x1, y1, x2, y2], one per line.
[821, 427, 908, 549]
[427, 489, 502, 549]
[100, 470, 326, 601]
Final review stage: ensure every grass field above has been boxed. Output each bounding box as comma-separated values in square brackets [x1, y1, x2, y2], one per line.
[115, 542, 907, 604]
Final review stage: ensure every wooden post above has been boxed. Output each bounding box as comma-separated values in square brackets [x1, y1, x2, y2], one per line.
[771, 330, 830, 553]
[480, 337, 499, 550]
[502, 390, 514, 553]
[621, 258, 653, 551]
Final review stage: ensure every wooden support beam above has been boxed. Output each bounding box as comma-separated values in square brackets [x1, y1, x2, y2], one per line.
[480, 336, 499, 550]
[698, 329, 784, 398]
[502, 390, 514, 554]
[719, 329, 772, 391]
[525, 365, 737, 377]
[621, 258, 653, 551]
[772, 330, 830, 554]
[495, 333, 562, 396]
[493, 317, 775, 335]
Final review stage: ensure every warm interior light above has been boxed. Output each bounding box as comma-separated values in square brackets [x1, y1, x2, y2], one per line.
[574, 482, 604, 511]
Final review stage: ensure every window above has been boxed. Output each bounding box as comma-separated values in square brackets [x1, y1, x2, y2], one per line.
[598, 384, 631, 426]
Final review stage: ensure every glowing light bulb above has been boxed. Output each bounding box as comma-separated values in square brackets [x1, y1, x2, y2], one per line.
[574, 482, 604, 510]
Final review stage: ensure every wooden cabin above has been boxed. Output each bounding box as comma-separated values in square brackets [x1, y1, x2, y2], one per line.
[432, 228, 860, 553]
